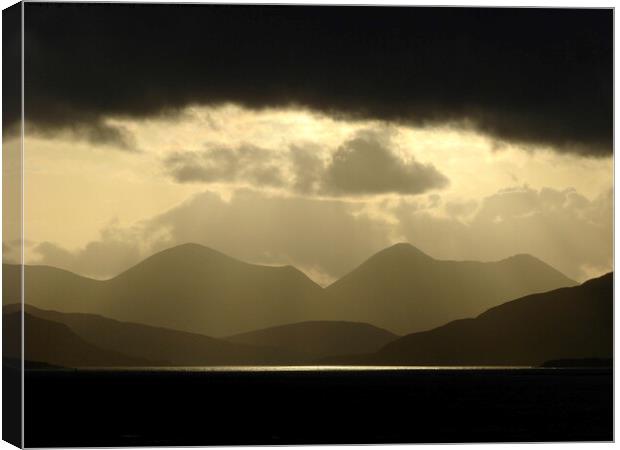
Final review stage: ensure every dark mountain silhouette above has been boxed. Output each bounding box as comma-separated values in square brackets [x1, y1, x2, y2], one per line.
[10, 304, 308, 365]
[5, 243, 323, 336]
[6, 242, 576, 337]
[13, 305, 399, 364]
[3, 311, 151, 367]
[227, 321, 398, 358]
[326, 273, 612, 366]
[322, 243, 577, 334]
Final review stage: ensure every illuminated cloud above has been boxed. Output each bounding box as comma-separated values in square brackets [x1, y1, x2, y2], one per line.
[31, 190, 395, 282]
[395, 186, 612, 281]
[12, 100, 611, 286]
[33, 224, 143, 278]
[28, 185, 612, 284]
[164, 130, 448, 197]
[445, 199, 478, 220]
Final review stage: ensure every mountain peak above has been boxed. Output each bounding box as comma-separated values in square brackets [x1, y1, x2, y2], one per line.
[497, 253, 577, 286]
[335, 242, 434, 282]
[499, 253, 548, 267]
[116, 243, 241, 278]
[157, 242, 226, 257]
[378, 242, 433, 260]
[499, 252, 562, 270]
[504, 253, 540, 262]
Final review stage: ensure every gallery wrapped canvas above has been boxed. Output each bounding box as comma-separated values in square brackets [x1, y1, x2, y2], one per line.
[3, 2, 22, 447]
[2, 2, 613, 447]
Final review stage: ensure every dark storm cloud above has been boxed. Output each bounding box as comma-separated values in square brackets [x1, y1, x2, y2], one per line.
[20, 5, 612, 155]
[28, 120, 136, 150]
[75, 123, 136, 150]
[3, 3, 21, 133]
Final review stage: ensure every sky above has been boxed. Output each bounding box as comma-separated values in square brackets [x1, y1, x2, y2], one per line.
[3, 5, 613, 285]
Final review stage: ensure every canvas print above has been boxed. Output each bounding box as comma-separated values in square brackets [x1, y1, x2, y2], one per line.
[2, 3, 613, 447]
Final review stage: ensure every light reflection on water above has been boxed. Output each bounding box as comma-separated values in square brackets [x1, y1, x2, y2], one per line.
[74, 365, 538, 372]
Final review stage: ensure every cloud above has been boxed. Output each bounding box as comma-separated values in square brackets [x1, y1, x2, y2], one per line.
[290, 144, 325, 193]
[28, 121, 137, 151]
[29, 190, 395, 282]
[144, 189, 394, 281]
[77, 122, 137, 151]
[395, 185, 612, 281]
[32, 223, 142, 278]
[26, 185, 612, 284]
[321, 131, 449, 195]
[165, 145, 286, 186]
[445, 199, 478, 219]
[3, 241, 20, 264]
[2, 239, 38, 264]
[164, 130, 448, 197]
[19, 5, 611, 155]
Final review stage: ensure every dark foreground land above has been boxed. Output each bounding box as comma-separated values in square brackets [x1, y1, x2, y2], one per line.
[19, 367, 613, 447]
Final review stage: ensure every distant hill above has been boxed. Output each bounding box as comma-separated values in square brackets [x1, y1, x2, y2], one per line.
[5, 243, 323, 337]
[8, 304, 310, 366]
[322, 243, 577, 334]
[327, 273, 612, 366]
[3, 311, 151, 367]
[5, 242, 577, 337]
[3, 263, 103, 310]
[227, 321, 398, 359]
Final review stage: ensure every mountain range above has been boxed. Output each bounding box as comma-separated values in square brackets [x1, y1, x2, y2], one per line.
[6, 304, 401, 365]
[227, 320, 397, 358]
[3, 242, 577, 337]
[324, 272, 613, 366]
[4, 244, 321, 336]
[4, 304, 313, 366]
[4, 271, 611, 368]
[3, 310, 150, 367]
[322, 243, 576, 333]
[4, 303, 404, 365]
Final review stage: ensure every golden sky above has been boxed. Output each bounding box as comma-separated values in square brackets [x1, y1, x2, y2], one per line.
[4, 104, 613, 285]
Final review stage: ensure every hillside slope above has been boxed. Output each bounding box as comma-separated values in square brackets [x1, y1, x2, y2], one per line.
[329, 272, 612, 366]
[14, 304, 308, 365]
[3, 311, 151, 367]
[323, 243, 577, 334]
[8, 242, 576, 337]
[8, 243, 323, 336]
[227, 321, 398, 358]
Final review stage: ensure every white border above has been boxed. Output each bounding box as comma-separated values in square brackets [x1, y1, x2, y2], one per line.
[0, 2, 615, 450]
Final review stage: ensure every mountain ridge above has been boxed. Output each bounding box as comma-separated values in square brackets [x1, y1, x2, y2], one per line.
[6, 242, 578, 336]
[7, 242, 572, 286]
[227, 320, 398, 358]
[8, 304, 312, 365]
[322, 242, 576, 334]
[324, 272, 612, 366]
[3, 311, 154, 367]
